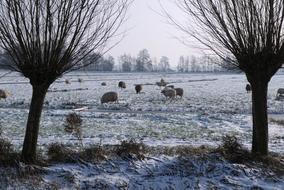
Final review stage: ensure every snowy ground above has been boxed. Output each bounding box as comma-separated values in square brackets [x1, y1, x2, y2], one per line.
[0, 71, 283, 152]
[0, 71, 284, 189]
[1, 151, 284, 189]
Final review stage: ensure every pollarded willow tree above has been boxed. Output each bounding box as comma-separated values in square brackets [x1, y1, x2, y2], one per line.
[0, 0, 130, 163]
[170, 0, 284, 155]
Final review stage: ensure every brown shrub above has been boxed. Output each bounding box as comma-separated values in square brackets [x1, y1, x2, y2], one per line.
[115, 139, 146, 160]
[64, 113, 83, 147]
[217, 135, 249, 163]
[47, 143, 75, 163]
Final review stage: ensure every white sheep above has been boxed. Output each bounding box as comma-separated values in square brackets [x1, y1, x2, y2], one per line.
[276, 88, 284, 99]
[118, 81, 126, 89]
[161, 88, 176, 99]
[246, 84, 251, 93]
[101, 92, 118, 104]
[0, 89, 9, 99]
[135, 84, 143, 94]
[174, 88, 184, 98]
[65, 79, 71, 84]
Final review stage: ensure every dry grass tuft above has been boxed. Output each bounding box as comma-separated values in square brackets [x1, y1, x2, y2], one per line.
[0, 138, 19, 166]
[115, 139, 146, 160]
[79, 145, 106, 162]
[269, 118, 284, 126]
[64, 113, 83, 147]
[47, 143, 75, 163]
[217, 135, 250, 163]
[149, 145, 213, 157]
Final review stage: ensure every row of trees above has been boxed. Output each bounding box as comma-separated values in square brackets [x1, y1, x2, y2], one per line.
[50, 49, 236, 72]
[0, 50, 242, 73]
[117, 49, 172, 72]
[83, 51, 239, 72]
[75, 49, 173, 72]
[177, 55, 238, 72]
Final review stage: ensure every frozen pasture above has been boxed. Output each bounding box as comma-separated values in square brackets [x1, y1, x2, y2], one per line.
[0, 71, 284, 189]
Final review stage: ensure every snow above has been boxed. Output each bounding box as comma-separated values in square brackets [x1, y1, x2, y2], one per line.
[4, 154, 282, 189]
[0, 71, 284, 189]
[0, 72, 283, 152]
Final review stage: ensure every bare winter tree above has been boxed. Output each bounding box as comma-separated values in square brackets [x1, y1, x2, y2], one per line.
[0, 0, 129, 163]
[169, 0, 284, 155]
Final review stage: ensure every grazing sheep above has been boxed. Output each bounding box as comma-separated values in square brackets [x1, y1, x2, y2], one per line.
[118, 81, 126, 89]
[0, 89, 8, 99]
[161, 88, 176, 99]
[175, 88, 184, 98]
[101, 82, 107, 86]
[135, 84, 143, 94]
[78, 78, 83, 83]
[276, 88, 284, 99]
[65, 79, 70, 84]
[246, 84, 251, 93]
[101, 92, 118, 104]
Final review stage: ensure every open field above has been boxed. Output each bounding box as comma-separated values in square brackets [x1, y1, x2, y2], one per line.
[1, 72, 284, 152]
[0, 71, 284, 189]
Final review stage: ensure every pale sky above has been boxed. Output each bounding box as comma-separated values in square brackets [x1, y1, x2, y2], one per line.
[108, 0, 201, 67]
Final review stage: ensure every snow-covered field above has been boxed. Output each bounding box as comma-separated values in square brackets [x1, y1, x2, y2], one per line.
[0, 71, 284, 189]
[0, 71, 283, 152]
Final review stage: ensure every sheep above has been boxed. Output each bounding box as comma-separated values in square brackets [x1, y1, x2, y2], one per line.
[276, 88, 284, 99]
[118, 81, 126, 89]
[65, 79, 71, 84]
[0, 89, 9, 99]
[161, 88, 176, 99]
[101, 82, 107, 86]
[135, 84, 143, 94]
[78, 78, 83, 83]
[174, 88, 184, 98]
[246, 84, 251, 93]
[101, 92, 118, 104]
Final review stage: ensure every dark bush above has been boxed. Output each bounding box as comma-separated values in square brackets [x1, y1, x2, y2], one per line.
[64, 113, 83, 147]
[0, 138, 19, 165]
[115, 139, 146, 160]
[80, 145, 106, 162]
[218, 135, 249, 163]
[47, 143, 75, 163]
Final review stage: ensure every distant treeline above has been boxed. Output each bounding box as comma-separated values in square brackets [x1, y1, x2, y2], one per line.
[0, 49, 239, 72]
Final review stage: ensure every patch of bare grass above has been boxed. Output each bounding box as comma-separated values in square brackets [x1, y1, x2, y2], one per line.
[115, 139, 146, 160]
[64, 113, 83, 147]
[0, 138, 19, 166]
[47, 143, 76, 163]
[269, 118, 284, 126]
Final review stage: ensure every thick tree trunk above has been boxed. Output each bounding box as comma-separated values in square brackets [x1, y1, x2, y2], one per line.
[250, 80, 268, 155]
[21, 85, 48, 163]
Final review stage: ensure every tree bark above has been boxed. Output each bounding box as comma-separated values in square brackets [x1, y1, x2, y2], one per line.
[250, 80, 269, 155]
[21, 85, 48, 163]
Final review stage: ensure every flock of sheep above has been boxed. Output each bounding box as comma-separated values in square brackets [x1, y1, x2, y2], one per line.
[100, 79, 184, 104]
[2, 79, 284, 103]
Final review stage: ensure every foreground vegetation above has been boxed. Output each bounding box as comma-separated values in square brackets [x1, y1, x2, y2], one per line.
[0, 135, 283, 188]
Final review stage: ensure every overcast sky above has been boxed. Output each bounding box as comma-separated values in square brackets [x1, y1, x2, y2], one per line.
[108, 0, 201, 67]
